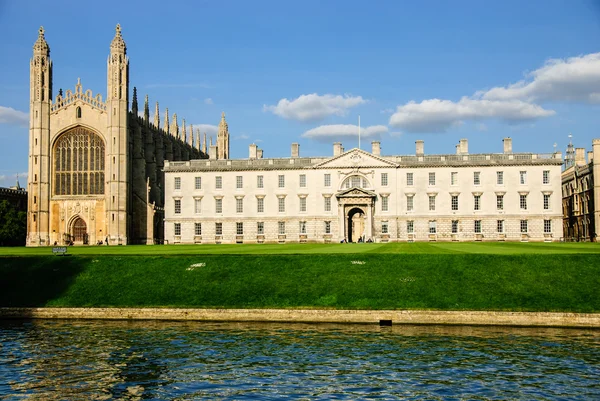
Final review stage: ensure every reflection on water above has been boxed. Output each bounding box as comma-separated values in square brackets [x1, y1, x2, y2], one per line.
[0, 320, 599, 400]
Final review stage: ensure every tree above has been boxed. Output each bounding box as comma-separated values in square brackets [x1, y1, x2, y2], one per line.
[0, 200, 27, 246]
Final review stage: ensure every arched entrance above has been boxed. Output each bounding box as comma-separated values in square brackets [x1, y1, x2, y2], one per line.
[347, 207, 366, 243]
[71, 217, 88, 244]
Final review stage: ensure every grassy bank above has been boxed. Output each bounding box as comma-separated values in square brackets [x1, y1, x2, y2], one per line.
[1, 253, 598, 312]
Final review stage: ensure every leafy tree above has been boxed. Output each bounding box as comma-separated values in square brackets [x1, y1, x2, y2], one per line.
[0, 200, 27, 246]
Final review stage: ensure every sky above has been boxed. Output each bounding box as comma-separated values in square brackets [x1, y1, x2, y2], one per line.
[1, 0, 600, 188]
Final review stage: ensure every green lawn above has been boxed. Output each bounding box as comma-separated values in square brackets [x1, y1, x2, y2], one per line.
[1, 241, 599, 256]
[1, 242, 598, 312]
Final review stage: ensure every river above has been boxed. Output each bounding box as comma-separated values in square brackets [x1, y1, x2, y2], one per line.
[0, 319, 598, 400]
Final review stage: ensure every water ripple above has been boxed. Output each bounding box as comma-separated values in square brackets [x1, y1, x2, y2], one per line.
[0, 320, 598, 400]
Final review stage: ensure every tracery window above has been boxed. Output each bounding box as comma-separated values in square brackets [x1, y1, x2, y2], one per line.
[54, 127, 105, 195]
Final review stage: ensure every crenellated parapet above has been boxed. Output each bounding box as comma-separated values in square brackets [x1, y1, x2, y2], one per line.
[51, 78, 106, 113]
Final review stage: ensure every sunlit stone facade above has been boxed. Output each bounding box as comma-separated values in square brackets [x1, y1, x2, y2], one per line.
[164, 138, 564, 244]
[26, 26, 209, 246]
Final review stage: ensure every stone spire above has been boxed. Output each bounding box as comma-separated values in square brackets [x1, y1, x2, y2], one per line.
[131, 87, 138, 115]
[196, 128, 201, 151]
[181, 119, 186, 143]
[171, 113, 178, 138]
[202, 132, 207, 153]
[217, 111, 230, 159]
[153, 102, 160, 128]
[33, 26, 50, 55]
[143, 94, 149, 123]
[210, 136, 213, 147]
[189, 124, 194, 147]
[163, 107, 169, 134]
[110, 23, 126, 53]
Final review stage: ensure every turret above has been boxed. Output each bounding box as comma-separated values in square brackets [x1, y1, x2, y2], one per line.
[106, 23, 130, 244]
[27, 26, 53, 246]
[153, 102, 160, 129]
[143, 94, 149, 124]
[171, 113, 178, 138]
[131, 86, 138, 115]
[217, 111, 230, 159]
[163, 107, 169, 134]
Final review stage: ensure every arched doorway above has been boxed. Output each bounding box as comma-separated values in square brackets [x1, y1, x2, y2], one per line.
[347, 207, 366, 243]
[72, 217, 87, 244]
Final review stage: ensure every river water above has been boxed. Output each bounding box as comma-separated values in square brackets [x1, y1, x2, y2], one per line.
[0, 320, 598, 400]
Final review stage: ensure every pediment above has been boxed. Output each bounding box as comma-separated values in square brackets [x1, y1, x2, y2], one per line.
[336, 187, 377, 198]
[315, 148, 398, 168]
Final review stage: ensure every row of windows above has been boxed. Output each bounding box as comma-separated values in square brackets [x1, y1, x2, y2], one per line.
[174, 170, 552, 191]
[174, 193, 553, 215]
[173, 221, 333, 236]
[175, 196, 334, 214]
[174, 219, 553, 237]
[390, 219, 552, 234]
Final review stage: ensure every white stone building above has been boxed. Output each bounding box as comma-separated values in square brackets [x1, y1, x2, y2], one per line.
[164, 137, 563, 244]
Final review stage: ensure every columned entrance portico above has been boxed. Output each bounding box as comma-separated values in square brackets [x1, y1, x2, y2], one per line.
[336, 187, 376, 242]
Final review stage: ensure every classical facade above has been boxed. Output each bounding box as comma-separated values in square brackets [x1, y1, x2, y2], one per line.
[561, 138, 600, 241]
[26, 25, 222, 246]
[164, 137, 564, 244]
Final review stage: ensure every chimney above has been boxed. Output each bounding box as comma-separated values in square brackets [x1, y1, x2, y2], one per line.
[333, 142, 343, 156]
[257, 148, 263, 159]
[459, 138, 468, 154]
[588, 151, 594, 163]
[249, 143, 257, 159]
[291, 142, 300, 158]
[455, 144, 460, 155]
[503, 137, 513, 154]
[209, 145, 217, 160]
[415, 140, 424, 155]
[371, 141, 381, 156]
[575, 148, 586, 165]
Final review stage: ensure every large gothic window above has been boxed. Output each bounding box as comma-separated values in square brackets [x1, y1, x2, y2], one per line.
[54, 126, 105, 195]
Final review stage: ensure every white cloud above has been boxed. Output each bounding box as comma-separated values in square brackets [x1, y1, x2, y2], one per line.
[204, 98, 214, 105]
[389, 52, 600, 133]
[0, 106, 28, 126]
[264, 93, 366, 122]
[389, 98, 554, 133]
[481, 53, 600, 103]
[193, 124, 219, 138]
[302, 124, 388, 142]
[234, 134, 249, 140]
[380, 108, 394, 114]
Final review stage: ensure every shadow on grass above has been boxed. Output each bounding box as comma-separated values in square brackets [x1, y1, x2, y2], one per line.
[0, 256, 86, 307]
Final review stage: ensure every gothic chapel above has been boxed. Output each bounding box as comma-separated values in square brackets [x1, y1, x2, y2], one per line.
[26, 25, 227, 246]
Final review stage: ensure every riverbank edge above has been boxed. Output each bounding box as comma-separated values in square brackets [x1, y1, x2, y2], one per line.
[1, 308, 599, 328]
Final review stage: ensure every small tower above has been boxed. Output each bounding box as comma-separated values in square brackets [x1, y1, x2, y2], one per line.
[217, 111, 230, 159]
[106, 23, 129, 244]
[153, 102, 160, 129]
[27, 26, 53, 245]
[564, 134, 575, 170]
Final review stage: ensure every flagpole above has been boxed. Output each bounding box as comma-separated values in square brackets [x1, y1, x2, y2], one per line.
[358, 115, 361, 150]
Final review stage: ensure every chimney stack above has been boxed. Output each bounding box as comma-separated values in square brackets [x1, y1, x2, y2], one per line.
[249, 144, 257, 159]
[209, 145, 217, 160]
[503, 137, 513, 154]
[455, 144, 460, 155]
[333, 142, 343, 156]
[415, 140, 424, 155]
[257, 149, 263, 159]
[371, 141, 381, 156]
[588, 151, 594, 163]
[459, 138, 469, 154]
[291, 142, 300, 158]
[575, 148, 586, 165]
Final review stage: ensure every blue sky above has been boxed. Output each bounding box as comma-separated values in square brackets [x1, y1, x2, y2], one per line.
[1, 0, 600, 187]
